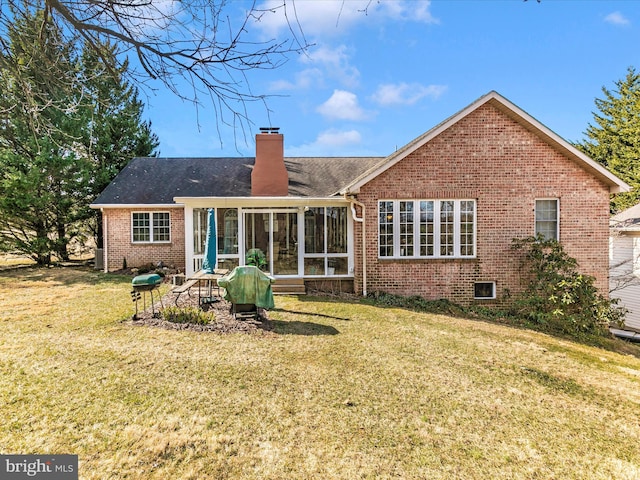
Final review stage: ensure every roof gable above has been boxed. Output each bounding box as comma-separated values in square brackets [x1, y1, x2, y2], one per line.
[341, 91, 630, 195]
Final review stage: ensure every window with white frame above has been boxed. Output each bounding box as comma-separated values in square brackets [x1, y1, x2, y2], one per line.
[535, 199, 559, 241]
[474, 281, 496, 300]
[399, 201, 414, 256]
[379, 200, 476, 258]
[193, 209, 207, 255]
[304, 206, 349, 275]
[218, 208, 240, 270]
[379, 201, 394, 257]
[132, 212, 170, 243]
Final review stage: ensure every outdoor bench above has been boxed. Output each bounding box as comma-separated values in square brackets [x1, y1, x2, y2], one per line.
[172, 278, 199, 306]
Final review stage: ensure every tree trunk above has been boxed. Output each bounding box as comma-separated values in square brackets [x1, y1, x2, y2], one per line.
[55, 222, 69, 262]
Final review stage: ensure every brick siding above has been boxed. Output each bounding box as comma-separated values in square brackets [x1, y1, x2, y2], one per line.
[353, 103, 611, 305]
[102, 207, 185, 271]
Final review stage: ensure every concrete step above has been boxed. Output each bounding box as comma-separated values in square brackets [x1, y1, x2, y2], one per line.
[272, 278, 306, 295]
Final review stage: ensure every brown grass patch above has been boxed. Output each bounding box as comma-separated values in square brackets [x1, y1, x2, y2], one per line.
[0, 267, 639, 478]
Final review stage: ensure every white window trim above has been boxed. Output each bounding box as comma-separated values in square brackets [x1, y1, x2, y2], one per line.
[534, 198, 560, 241]
[131, 211, 171, 244]
[378, 199, 477, 259]
[302, 206, 350, 277]
[474, 281, 496, 300]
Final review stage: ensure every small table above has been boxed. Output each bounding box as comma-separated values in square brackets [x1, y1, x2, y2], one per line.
[187, 269, 229, 307]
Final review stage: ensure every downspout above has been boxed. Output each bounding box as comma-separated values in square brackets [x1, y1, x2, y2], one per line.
[101, 209, 108, 273]
[346, 194, 367, 296]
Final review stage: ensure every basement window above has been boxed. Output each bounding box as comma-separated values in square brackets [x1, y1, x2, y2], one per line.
[474, 282, 496, 300]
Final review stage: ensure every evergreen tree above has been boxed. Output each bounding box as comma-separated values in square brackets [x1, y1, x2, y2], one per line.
[0, 10, 157, 263]
[77, 44, 159, 248]
[577, 67, 640, 213]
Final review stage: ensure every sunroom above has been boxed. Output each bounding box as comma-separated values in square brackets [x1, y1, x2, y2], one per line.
[178, 197, 355, 282]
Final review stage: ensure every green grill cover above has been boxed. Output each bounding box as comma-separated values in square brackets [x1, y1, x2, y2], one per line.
[132, 273, 162, 286]
[217, 266, 275, 309]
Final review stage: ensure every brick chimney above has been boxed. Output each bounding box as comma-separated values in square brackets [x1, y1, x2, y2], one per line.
[251, 127, 289, 196]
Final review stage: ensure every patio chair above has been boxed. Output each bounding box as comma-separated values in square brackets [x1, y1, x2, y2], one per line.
[217, 266, 275, 320]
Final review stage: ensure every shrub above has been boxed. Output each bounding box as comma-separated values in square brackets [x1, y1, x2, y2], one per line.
[367, 291, 466, 316]
[163, 306, 214, 325]
[510, 236, 625, 337]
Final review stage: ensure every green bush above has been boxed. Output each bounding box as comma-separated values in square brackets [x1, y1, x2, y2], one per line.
[163, 306, 214, 325]
[366, 237, 627, 342]
[367, 291, 466, 316]
[510, 236, 625, 337]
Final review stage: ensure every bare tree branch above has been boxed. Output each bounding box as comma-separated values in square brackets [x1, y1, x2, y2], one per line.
[0, 0, 312, 144]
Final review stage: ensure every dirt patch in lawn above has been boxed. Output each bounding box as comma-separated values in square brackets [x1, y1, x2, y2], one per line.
[128, 289, 274, 334]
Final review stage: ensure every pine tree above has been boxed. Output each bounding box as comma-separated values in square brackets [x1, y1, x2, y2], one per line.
[0, 10, 87, 264]
[0, 10, 157, 263]
[77, 44, 159, 249]
[578, 67, 640, 213]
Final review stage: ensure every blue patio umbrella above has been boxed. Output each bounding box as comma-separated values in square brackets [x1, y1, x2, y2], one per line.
[201, 208, 217, 273]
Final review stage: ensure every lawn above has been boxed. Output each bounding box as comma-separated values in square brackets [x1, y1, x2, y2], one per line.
[1, 267, 639, 479]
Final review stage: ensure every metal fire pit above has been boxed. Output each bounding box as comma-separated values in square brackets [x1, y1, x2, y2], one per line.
[131, 274, 164, 319]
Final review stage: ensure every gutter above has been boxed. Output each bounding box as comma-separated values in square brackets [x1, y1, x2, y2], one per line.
[90, 203, 182, 209]
[345, 194, 367, 296]
[610, 328, 640, 343]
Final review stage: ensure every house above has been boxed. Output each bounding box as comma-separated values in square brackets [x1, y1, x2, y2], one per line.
[91, 91, 630, 305]
[610, 203, 640, 335]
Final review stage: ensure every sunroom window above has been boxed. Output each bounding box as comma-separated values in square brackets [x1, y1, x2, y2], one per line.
[379, 200, 476, 258]
[193, 208, 240, 271]
[217, 208, 240, 270]
[219, 209, 239, 255]
[193, 209, 207, 255]
[304, 206, 349, 275]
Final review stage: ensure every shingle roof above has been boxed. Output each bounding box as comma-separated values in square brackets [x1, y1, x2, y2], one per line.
[611, 203, 640, 231]
[91, 156, 382, 206]
[285, 157, 382, 197]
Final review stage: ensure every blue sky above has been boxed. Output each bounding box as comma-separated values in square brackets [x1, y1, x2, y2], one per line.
[143, 1, 640, 158]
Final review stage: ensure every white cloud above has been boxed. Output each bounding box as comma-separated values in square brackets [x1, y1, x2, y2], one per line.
[252, 0, 352, 38]
[269, 68, 322, 91]
[317, 129, 362, 147]
[604, 11, 630, 26]
[110, 0, 184, 36]
[253, 0, 437, 38]
[371, 83, 447, 106]
[303, 45, 360, 88]
[381, 1, 439, 24]
[269, 45, 359, 91]
[317, 90, 371, 121]
[286, 129, 362, 156]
